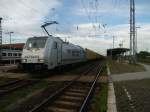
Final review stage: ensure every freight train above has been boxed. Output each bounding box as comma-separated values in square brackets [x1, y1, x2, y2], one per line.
[21, 36, 103, 70]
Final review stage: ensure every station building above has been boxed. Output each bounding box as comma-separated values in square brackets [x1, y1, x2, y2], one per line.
[107, 48, 130, 61]
[0, 43, 24, 64]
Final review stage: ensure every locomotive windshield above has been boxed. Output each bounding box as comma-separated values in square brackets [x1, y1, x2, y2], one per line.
[25, 37, 48, 49]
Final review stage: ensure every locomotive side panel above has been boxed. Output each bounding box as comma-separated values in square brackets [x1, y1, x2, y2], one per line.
[21, 36, 87, 70]
[61, 43, 85, 65]
[46, 37, 63, 69]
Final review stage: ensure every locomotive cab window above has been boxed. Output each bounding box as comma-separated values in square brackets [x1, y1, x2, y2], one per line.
[25, 37, 48, 49]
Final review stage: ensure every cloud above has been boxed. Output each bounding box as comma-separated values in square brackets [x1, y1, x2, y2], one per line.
[54, 22, 150, 55]
[67, 37, 111, 55]
[74, 0, 130, 18]
[55, 34, 111, 55]
[1, 0, 150, 54]
[0, 0, 61, 39]
[108, 23, 150, 52]
[71, 23, 107, 38]
[74, 0, 150, 20]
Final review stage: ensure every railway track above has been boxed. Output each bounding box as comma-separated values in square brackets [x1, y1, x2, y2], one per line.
[28, 61, 104, 112]
[0, 78, 21, 87]
[0, 79, 38, 96]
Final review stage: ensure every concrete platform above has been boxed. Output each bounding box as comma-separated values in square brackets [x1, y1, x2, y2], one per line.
[112, 64, 150, 81]
[107, 65, 117, 112]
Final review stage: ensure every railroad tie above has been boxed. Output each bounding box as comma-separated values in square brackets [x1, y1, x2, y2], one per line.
[48, 106, 76, 112]
[68, 88, 88, 93]
[64, 91, 86, 97]
[59, 95, 84, 102]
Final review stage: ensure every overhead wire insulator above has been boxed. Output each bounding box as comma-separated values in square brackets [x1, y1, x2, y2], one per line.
[77, 26, 79, 31]
[99, 24, 101, 29]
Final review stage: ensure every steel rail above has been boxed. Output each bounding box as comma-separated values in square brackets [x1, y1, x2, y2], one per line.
[28, 63, 98, 112]
[0, 80, 38, 96]
[79, 63, 104, 112]
[0, 79, 22, 87]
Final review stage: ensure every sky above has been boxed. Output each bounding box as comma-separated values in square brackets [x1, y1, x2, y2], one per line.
[0, 0, 150, 55]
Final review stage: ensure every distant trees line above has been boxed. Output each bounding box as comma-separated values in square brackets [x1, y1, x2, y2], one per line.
[137, 51, 150, 63]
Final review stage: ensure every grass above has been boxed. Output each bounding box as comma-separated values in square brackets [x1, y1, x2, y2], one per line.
[92, 65, 108, 112]
[0, 81, 50, 112]
[108, 60, 146, 74]
[94, 84, 108, 112]
[138, 58, 150, 65]
[101, 65, 107, 76]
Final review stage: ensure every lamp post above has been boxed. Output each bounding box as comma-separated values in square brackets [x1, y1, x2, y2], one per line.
[6, 31, 14, 64]
[110, 35, 115, 60]
[113, 36, 115, 48]
[9, 32, 14, 49]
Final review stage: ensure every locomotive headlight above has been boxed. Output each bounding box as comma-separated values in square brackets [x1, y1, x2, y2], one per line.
[22, 59, 27, 62]
[38, 59, 44, 62]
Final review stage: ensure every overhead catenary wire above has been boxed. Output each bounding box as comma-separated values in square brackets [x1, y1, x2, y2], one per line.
[80, 0, 91, 22]
[2, 0, 130, 43]
[80, 0, 99, 37]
